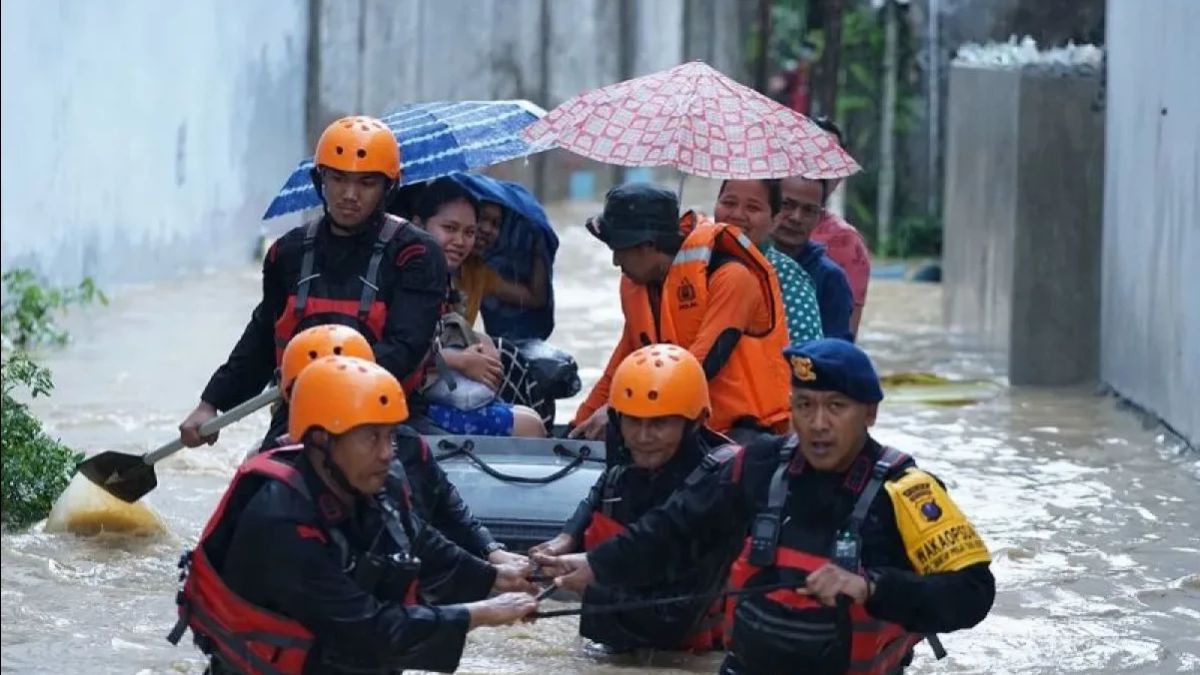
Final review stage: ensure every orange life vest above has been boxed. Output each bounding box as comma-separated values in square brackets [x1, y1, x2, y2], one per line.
[168, 448, 419, 675]
[617, 216, 790, 432]
[724, 444, 923, 674]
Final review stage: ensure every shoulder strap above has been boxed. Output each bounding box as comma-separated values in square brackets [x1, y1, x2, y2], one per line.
[358, 218, 403, 320]
[376, 462, 417, 553]
[294, 220, 321, 316]
[241, 449, 310, 500]
[685, 443, 742, 486]
[747, 436, 797, 567]
[846, 446, 913, 537]
[598, 465, 625, 519]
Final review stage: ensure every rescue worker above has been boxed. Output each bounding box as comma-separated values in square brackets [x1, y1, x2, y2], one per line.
[179, 115, 447, 449]
[540, 339, 996, 674]
[271, 326, 527, 577]
[570, 183, 791, 445]
[169, 355, 537, 674]
[530, 344, 741, 654]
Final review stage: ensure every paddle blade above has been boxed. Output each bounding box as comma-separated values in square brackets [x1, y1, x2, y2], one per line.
[76, 451, 157, 504]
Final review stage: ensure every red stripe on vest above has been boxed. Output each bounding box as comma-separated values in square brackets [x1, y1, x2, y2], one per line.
[394, 243, 426, 268]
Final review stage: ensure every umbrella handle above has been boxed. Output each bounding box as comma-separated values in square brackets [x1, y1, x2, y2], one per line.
[144, 387, 281, 466]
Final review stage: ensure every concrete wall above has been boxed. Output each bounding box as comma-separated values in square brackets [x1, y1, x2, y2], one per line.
[942, 64, 1105, 385]
[1009, 73, 1105, 384]
[904, 0, 1107, 221]
[942, 67, 1019, 361]
[1101, 0, 1200, 445]
[307, 0, 737, 203]
[0, 0, 309, 285]
[1, 0, 746, 284]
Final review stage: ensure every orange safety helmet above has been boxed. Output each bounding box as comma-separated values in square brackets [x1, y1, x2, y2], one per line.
[314, 116, 401, 180]
[609, 344, 710, 420]
[279, 325, 375, 401]
[288, 356, 408, 442]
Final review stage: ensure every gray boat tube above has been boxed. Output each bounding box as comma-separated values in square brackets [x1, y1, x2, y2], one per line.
[430, 434, 606, 552]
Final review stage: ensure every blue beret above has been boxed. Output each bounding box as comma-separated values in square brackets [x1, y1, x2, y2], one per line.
[782, 339, 883, 404]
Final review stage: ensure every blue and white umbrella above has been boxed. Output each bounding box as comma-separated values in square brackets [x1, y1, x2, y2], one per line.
[262, 100, 547, 220]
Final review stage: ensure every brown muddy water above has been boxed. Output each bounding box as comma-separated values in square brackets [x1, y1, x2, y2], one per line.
[2, 203, 1198, 674]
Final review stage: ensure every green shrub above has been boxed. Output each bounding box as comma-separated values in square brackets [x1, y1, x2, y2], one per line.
[1, 352, 82, 529]
[1, 268, 106, 348]
[0, 269, 104, 529]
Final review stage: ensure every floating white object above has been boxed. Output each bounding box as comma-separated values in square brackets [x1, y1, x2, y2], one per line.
[45, 473, 166, 536]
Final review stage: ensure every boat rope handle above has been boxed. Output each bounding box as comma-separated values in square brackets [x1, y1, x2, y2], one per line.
[434, 439, 595, 484]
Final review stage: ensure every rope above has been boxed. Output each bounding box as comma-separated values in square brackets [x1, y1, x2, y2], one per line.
[434, 439, 599, 485]
[531, 577, 806, 619]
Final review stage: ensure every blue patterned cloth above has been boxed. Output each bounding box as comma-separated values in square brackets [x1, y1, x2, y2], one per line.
[764, 243, 824, 345]
[426, 401, 515, 436]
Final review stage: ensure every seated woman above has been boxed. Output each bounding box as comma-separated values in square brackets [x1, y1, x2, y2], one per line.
[410, 178, 546, 438]
[715, 179, 824, 345]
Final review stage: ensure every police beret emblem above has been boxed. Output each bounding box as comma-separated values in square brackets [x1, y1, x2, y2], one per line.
[790, 356, 817, 382]
[920, 500, 942, 522]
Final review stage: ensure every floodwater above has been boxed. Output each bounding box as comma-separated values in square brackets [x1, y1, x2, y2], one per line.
[3, 201, 1198, 675]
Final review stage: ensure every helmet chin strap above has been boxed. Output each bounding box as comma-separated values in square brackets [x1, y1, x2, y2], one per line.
[309, 432, 360, 498]
[310, 167, 397, 229]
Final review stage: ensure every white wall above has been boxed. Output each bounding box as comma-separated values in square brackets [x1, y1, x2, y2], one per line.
[1102, 0, 1200, 444]
[0, 0, 309, 285]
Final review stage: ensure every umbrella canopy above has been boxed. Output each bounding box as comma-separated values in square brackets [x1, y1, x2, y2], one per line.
[263, 100, 547, 220]
[522, 61, 859, 180]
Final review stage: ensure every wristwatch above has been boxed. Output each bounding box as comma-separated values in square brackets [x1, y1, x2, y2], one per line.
[483, 541, 507, 555]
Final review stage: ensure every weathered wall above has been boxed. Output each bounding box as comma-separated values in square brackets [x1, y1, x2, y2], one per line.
[1009, 73, 1104, 384]
[942, 64, 1105, 385]
[1101, 0, 1200, 445]
[1, 0, 747, 284]
[0, 0, 309, 285]
[942, 67, 1019, 360]
[306, 0, 736, 203]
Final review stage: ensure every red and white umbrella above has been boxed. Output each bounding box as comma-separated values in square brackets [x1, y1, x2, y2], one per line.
[523, 61, 859, 180]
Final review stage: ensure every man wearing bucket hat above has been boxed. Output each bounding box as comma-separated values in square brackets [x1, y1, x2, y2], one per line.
[570, 183, 791, 445]
[543, 339, 995, 674]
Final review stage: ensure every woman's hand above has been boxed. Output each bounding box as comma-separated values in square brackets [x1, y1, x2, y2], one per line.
[443, 346, 502, 390]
